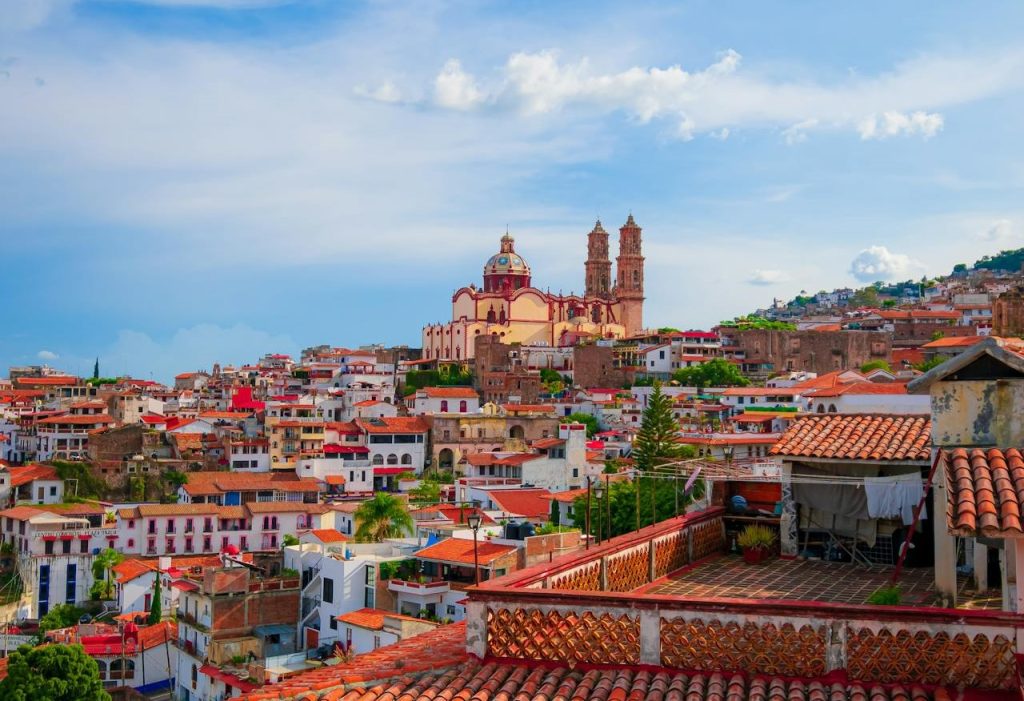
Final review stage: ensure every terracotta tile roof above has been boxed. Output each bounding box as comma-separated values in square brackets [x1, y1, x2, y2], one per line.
[770, 414, 931, 461]
[112, 559, 157, 584]
[921, 336, 984, 349]
[334, 607, 428, 630]
[414, 537, 516, 566]
[7, 463, 59, 487]
[182, 471, 322, 496]
[236, 621, 467, 700]
[409, 505, 496, 525]
[501, 404, 556, 413]
[946, 447, 1024, 536]
[419, 387, 479, 399]
[0, 505, 47, 521]
[356, 417, 429, 434]
[236, 631, 935, 701]
[309, 528, 348, 543]
[36, 413, 114, 425]
[484, 487, 555, 518]
[531, 437, 565, 449]
[245, 501, 328, 514]
[807, 381, 909, 398]
[721, 387, 802, 396]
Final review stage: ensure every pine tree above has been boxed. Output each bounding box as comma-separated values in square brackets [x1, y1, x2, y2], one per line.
[632, 382, 685, 472]
[93, 358, 99, 380]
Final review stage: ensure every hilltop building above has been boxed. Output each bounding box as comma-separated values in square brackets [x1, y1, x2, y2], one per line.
[423, 217, 646, 361]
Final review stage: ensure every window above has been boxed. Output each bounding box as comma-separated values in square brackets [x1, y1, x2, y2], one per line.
[44, 540, 54, 555]
[372, 455, 383, 466]
[401, 453, 412, 465]
[240, 536, 248, 550]
[440, 400, 448, 412]
[66, 563, 76, 603]
[80, 539, 88, 554]
[329, 617, 337, 630]
[459, 401, 467, 413]
[386, 454, 398, 465]
[49, 486, 57, 496]
[203, 536, 211, 551]
[62, 539, 71, 555]
[323, 577, 334, 603]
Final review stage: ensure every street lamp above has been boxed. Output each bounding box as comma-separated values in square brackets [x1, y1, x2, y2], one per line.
[604, 473, 612, 542]
[593, 481, 605, 545]
[467, 512, 482, 585]
[585, 476, 593, 550]
[723, 444, 734, 466]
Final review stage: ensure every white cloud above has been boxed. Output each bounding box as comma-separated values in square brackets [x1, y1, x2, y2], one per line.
[422, 48, 1023, 140]
[977, 218, 1015, 242]
[354, 81, 403, 104]
[434, 59, 484, 110]
[747, 269, 790, 286]
[37, 349, 58, 361]
[858, 111, 943, 140]
[782, 119, 818, 145]
[849, 245, 922, 282]
[710, 127, 729, 141]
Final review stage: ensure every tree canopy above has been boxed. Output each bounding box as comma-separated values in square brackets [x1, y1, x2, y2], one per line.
[89, 548, 123, 600]
[718, 315, 796, 331]
[632, 383, 688, 472]
[565, 412, 599, 437]
[39, 604, 85, 635]
[860, 360, 892, 374]
[354, 493, 414, 542]
[572, 473, 704, 539]
[0, 644, 110, 701]
[671, 358, 750, 389]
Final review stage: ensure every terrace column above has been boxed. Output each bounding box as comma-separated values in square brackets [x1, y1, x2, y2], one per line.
[1014, 540, 1024, 613]
[779, 462, 798, 557]
[973, 539, 988, 592]
[932, 464, 957, 606]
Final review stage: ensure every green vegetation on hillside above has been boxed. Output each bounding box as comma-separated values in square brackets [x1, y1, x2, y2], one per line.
[975, 248, 1024, 272]
[718, 315, 796, 331]
[404, 364, 474, 392]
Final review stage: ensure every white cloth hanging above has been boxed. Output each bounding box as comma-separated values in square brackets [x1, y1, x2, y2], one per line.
[863, 473, 925, 525]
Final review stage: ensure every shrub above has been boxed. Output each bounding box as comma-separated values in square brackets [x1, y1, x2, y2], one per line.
[736, 525, 777, 550]
[866, 585, 901, 606]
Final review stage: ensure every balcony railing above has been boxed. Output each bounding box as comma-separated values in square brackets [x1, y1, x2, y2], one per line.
[388, 579, 451, 596]
[465, 509, 1024, 692]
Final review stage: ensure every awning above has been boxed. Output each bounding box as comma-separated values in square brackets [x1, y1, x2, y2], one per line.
[199, 665, 259, 693]
[324, 475, 346, 485]
[374, 466, 407, 476]
[324, 444, 369, 455]
[732, 413, 775, 423]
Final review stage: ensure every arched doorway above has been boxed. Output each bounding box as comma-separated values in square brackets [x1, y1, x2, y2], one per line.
[438, 448, 454, 469]
[509, 425, 525, 440]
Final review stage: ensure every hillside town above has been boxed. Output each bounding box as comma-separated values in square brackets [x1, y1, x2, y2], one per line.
[3, 224, 1024, 700]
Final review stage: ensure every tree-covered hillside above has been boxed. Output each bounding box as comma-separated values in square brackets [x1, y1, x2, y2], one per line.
[975, 248, 1024, 272]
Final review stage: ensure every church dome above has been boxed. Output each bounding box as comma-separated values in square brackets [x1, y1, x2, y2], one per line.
[484, 234, 531, 276]
[483, 233, 532, 293]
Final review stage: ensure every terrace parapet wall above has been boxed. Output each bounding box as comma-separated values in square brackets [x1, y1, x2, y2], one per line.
[465, 510, 1024, 691]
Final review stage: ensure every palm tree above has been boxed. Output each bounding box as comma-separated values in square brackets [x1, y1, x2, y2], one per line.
[91, 547, 123, 600]
[354, 493, 413, 542]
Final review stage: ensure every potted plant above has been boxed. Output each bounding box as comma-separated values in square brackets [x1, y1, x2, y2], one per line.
[737, 524, 777, 564]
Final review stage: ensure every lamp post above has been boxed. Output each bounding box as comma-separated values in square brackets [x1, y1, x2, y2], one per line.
[467, 513, 482, 585]
[723, 444, 734, 467]
[585, 476, 593, 550]
[604, 473, 611, 542]
[593, 481, 604, 545]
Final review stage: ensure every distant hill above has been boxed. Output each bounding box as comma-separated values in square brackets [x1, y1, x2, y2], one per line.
[975, 248, 1024, 272]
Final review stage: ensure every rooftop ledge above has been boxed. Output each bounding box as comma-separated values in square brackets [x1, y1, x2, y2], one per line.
[462, 509, 1024, 691]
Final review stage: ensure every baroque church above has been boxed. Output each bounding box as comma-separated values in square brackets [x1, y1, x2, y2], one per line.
[422, 215, 646, 361]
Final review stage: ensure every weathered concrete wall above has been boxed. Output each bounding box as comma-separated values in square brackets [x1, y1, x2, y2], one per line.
[930, 379, 1024, 447]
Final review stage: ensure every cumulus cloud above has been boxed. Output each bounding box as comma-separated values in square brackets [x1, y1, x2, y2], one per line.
[977, 218, 1014, 242]
[434, 59, 485, 110]
[748, 269, 790, 286]
[37, 349, 58, 361]
[421, 48, 1024, 141]
[858, 111, 943, 140]
[849, 246, 922, 282]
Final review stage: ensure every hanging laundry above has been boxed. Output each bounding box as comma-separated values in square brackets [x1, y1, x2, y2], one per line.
[864, 473, 925, 525]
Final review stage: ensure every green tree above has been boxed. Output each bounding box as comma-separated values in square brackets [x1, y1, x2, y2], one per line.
[90, 548, 123, 600]
[92, 358, 99, 380]
[672, 358, 750, 389]
[39, 604, 85, 635]
[914, 356, 946, 372]
[0, 644, 110, 701]
[549, 498, 560, 524]
[282, 534, 300, 547]
[931, 330, 945, 341]
[354, 493, 414, 542]
[632, 383, 687, 472]
[572, 475, 705, 538]
[565, 412, 599, 437]
[409, 479, 441, 505]
[849, 286, 880, 308]
[860, 360, 892, 374]
[149, 575, 162, 624]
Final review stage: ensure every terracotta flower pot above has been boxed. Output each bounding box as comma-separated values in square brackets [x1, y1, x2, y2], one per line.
[742, 546, 770, 564]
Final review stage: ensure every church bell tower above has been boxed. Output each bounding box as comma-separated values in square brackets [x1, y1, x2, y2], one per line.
[584, 219, 612, 299]
[614, 214, 645, 335]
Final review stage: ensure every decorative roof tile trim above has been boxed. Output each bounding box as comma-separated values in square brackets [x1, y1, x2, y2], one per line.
[945, 447, 1024, 537]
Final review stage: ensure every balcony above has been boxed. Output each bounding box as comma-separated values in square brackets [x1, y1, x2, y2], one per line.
[388, 579, 451, 597]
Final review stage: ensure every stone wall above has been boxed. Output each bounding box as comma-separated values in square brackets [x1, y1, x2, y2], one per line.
[732, 329, 891, 375]
[993, 288, 1024, 337]
[573, 345, 626, 389]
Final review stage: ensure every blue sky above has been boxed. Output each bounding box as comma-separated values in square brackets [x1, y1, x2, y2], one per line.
[2, 1, 1024, 382]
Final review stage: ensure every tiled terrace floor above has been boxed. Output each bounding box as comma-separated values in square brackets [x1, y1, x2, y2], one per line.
[645, 555, 1000, 609]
